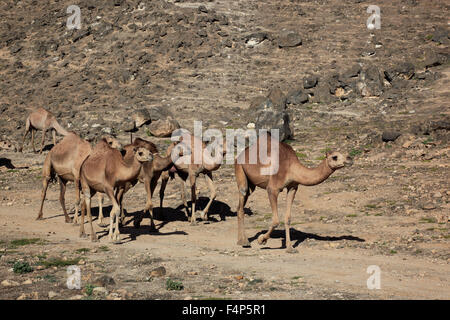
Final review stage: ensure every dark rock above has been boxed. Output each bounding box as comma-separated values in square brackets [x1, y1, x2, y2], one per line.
[286, 89, 308, 105]
[277, 31, 302, 48]
[255, 109, 292, 142]
[357, 65, 384, 97]
[150, 266, 166, 277]
[431, 26, 449, 45]
[94, 275, 116, 287]
[244, 32, 268, 47]
[148, 117, 180, 137]
[313, 83, 337, 104]
[382, 131, 401, 142]
[303, 76, 318, 89]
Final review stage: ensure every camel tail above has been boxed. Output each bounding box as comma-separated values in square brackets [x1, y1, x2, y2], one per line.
[42, 153, 57, 183]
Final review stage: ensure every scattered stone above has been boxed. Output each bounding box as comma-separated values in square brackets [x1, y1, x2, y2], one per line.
[93, 286, 109, 295]
[150, 266, 167, 277]
[303, 76, 318, 89]
[422, 203, 437, 210]
[69, 295, 84, 300]
[94, 275, 115, 287]
[132, 109, 151, 128]
[2, 280, 19, 287]
[277, 31, 302, 48]
[48, 291, 59, 299]
[148, 118, 180, 137]
[382, 131, 401, 142]
[22, 279, 32, 285]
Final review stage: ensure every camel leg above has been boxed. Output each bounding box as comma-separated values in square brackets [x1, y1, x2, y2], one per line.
[36, 176, 50, 220]
[73, 178, 81, 225]
[97, 193, 107, 227]
[235, 164, 250, 246]
[19, 126, 30, 153]
[79, 189, 87, 238]
[257, 188, 280, 246]
[83, 189, 98, 242]
[199, 172, 216, 221]
[31, 129, 36, 153]
[39, 128, 47, 154]
[189, 173, 198, 225]
[159, 175, 168, 209]
[177, 176, 189, 218]
[105, 187, 121, 243]
[58, 177, 72, 223]
[285, 187, 298, 253]
[52, 129, 56, 146]
[147, 176, 159, 231]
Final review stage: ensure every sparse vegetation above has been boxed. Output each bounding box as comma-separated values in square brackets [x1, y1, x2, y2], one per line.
[13, 261, 33, 274]
[166, 278, 184, 291]
[39, 257, 80, 268]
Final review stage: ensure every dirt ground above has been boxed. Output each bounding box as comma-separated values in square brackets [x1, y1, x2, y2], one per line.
[0, 0, 449, 300]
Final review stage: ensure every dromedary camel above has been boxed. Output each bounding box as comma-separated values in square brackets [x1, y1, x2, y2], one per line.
[79, 139, 152, 243]
[19, 108, 69, 154]
[115, 138, 175, 231]
[37, 132, 121, 223]
[235, 133, 353, 253]
[166, 132, 224, 225]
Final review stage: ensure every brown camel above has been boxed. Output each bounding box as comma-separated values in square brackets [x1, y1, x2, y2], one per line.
[79, 139, 152, 243]
[167, 132, 224, 225]
[115, 138, 175, 231]
[235, 133, 353, 253]
[37, 132, 121, 223]
[19, 108, 69, 154]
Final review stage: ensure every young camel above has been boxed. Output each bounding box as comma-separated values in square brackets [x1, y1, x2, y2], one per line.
[235, 134, 353, 253]
[36, 132, 121, 223]
[19, 108, 69, 154]
[79, 139, 152, 243]
[115, 138, 175, 231]
[166, 132, 224, 225]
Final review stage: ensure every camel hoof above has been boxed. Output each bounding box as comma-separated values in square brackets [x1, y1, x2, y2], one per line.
[286, 247, 298, 254]
[36, 216, 43, 221]
[190, 220, 198, 226]
[257, 235, 267, 245]
[79, 233, 87, 239]
[65, 218, 73, 223]
[72, 222, 79, 226]
[237, 239, 250, 247]
[91, 238, 99, 243]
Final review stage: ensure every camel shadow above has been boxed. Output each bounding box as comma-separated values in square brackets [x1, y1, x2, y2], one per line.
[248, 228, 365, 249]
[95, 224, 188, 244]
[0, 158, 15, 169]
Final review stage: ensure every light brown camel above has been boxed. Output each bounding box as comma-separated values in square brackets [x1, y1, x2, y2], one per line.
[167, 132, 224, 225]
[37, 132, 121, 223]
[79, 139, 152, 243]
[115, 138, 175, 231]
[19, 107, 69, 154]
[235, 133, 353, 253]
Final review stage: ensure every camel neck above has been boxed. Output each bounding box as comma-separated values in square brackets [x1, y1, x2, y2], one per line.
[117, 155, 142, 182]
[153, 153, 173, 171]
[52, 121, 69, 136]
[292, 159, 334, 186]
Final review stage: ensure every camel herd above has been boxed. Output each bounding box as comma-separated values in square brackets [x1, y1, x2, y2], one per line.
[20, 107, 352, 252]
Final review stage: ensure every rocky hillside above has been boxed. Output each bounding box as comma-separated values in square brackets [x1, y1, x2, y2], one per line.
[0, 0, 449, 149]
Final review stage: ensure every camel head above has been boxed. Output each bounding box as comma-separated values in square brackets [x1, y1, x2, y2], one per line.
[134, 147, 153, 163]
[102, 135, 122, 150]
[325, 151, 353, 170]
